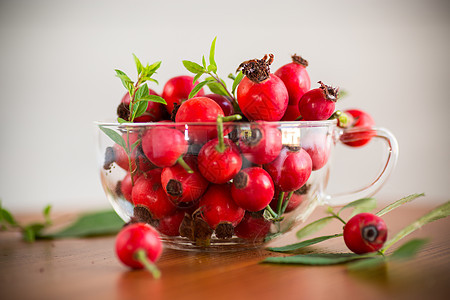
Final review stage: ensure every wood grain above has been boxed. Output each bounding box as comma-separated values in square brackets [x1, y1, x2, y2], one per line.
[1, 206, 449, 300]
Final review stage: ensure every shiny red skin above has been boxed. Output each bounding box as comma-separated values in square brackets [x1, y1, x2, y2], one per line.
[281, 104, 301, 121]
[175, 96, 225, 143]
[121, 88, 165, 122]
[198, 184, 245, 229]
[132, 170, 177, 219]
[231, 167, 275, 212]
[198, 138, 242, 184]
[141, 127, 188, 168]
[343, 213, 388, 254]
[236, 74, 288, 121]
[300, 132, 331, 171]
[239, 122, 282, 165]
[113, 132, 155, 172]
[162, 75, 204, 114]
[234, 212, 271, 241]
[274, 62, 311, 106]
[270, 187, 306, 213]
[156, 210, 185, 236]
[204, 94, 235, 116]
[115, 223, 162, 269]
[120, 172, 142, 203]
[161, 158, 209, 203]
[264, 147, 312, 192]
[298, 88, 335, 121]
[341, 109, 375, 147]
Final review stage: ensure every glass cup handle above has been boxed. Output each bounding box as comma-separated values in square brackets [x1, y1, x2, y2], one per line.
[323, 127, 399, 206]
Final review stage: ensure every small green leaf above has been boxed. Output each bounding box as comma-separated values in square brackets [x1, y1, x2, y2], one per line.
[132, 100, 148, 119]
[135, 83, 149, 101]
[43, 205, 52, 225]
[132, 53, 143, 75]
[232, 71, 244, 95]
[346, 256, 386, 271]
[262, 253, 361, 265]
[193, 72, 203, 85]
[390, 238, 428, 260]
[296, 216, 335, 240]
[206, 81, 228, 96]
[99, 126, 127, 151]
[23, 226, 36, 243]
[209, 36, 217, 69]
[142, 77, 159, 85]
[115, 69, 134, 91]
[131, 139, 141, 152]
[143, 61, 162, 77]
[207, 64, 217, 73]
[139, 94, 167, 104]
[376, 193, 425, 217]
[228, 73, 236, 80]
[117, 117, 128, 124]
[338, 197, 376, 217]
[202, 55, 207, 68]
[182, 60, 205, 74]
[1, 208, 18, 226]
[267, 234, 343, 253]
[188, 81, 209, 99]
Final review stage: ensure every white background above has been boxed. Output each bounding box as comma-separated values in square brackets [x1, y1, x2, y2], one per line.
[0, 0, 449, 213]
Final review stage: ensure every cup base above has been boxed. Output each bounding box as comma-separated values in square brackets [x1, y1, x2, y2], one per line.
[161, 235, 265, 252]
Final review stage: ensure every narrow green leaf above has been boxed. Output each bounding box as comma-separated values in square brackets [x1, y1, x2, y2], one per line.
[99, 126, 127, 150]
[142, 77, 159, 85]
[382, 201, 450, 252]
[207, 64, 217, 73]
[390, 238, 428, 260]
[144, 61, 162, 77]
[209, 36, 217, 69]
[232, 71, 244, 95]
[131, 139, 141, 152]
[132, 53, 143, 75]
[182, 60, 205, 74]
[202, 55, 207, 68]
[376, 193, 425, 217]
[262, 253, 361, 265]
[346, 256, 386, 271]
[296, 216, 335, 240]
[1, 209, 17, 226]
[206, 81, 228, 97]
[23, 226, 36, 243]
[139, 94, 167, 104]
[43, 205, 52, 225]
[338, 197, 376, 217]
[117, 117, 128, 124]
[267, 234, 343, 253]
[188, 81, 209, 99]
[135, 83, 149, 101]
[115, 69, 134, 91]
[193, 72, 203, 85]
[132, 100, 148, 119]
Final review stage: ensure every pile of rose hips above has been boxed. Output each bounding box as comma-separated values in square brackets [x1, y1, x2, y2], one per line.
[108, 52, 379, 272]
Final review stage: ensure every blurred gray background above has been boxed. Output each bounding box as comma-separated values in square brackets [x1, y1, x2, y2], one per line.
[1, 0, 449, 212]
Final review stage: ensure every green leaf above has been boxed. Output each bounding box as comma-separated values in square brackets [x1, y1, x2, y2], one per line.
[0, 207, 18, 226]
[131, 139, 141, 152]
[267, 234, 343, 253]
[143, 61, 162, 77]
[99, 126, 127, 151]
[115, 69, 134, 91]
[142, 77, 159, 85]
[193, 72, 203, 85]
[228, 73, 236, 80]
[117, 117, 128, 124]
[43, 204, 52, 225]
[45, 210, 125, 238]
[22, 223, 46, 242]
[209, 36, 217, 69]
[182, 60, 205, 74]
[262, 253, 361, 265]
[140, 94, 167, 105]
[132, 53, 143, 75]
[132, 100, 148, 119]
[135, 83, 149, 101]
[202, 55, 207, 68]
[232, 71, 244, 95]
[346, 256, 386, 271]
[390, 238, 428, 260]
[376, 193, 425, 217]
[338, 197, 376, 217]
[188, 81, 209, 99]
[206, 81, 228, 96]
[207, 64, 217, 73]
[296, 216, 335, 240]
[382, 201, 450, 252]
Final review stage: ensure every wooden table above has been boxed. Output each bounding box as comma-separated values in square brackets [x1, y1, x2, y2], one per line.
[1, 205, 449, 300]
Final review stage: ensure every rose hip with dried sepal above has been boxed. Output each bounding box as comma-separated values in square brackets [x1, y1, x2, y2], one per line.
[274, 54, 311, 106]
[162, 75, 205, 115]
[118, 88, 165, 122]
[231, 167, 275, 212]
[236, 54, 289, 121]
[298, 81, 339, 121]
[234, 212, 271, 241]
[239, 121, 282, 165]
[264, 147, 312, 192]
[115, 222, 162, 278]
[343, 213, 388, 254]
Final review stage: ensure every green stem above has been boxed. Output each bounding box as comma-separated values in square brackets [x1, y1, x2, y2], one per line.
[266, 205, 278, 218]
[208, 72, 241, 113]
[177, 157, 194, 174]
[281, 191, 294, 215]
[135, 249, 161, 279]
[215, 116, 225, 153]
[330, 211, 347, 225]
[276, 191, 285, 216]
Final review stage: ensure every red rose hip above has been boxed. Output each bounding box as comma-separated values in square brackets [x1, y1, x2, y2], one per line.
[343, 213, 388, 254]
[298, 81, 339, 121]
[239, 122, 282, 165]
[162, 75, 204, 115]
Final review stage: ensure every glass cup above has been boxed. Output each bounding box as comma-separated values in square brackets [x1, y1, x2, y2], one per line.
[95, 120, 398, 251]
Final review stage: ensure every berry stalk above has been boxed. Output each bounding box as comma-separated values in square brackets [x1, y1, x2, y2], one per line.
[134, 249, 161, 279]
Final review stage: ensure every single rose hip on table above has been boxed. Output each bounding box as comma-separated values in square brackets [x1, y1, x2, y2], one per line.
[343, 213, 388, 254]
[118, 88, 165, 122]
[298, 81, 339, 121]
[340, 109, 375, 147]
[162, 75, 205, 115]
[236, 54, 288, 121]
[115, 223, 162, 278]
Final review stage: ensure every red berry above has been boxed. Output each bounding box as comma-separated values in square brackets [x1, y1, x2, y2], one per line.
[264, 147, 312, 192]
[343, 213, 388, 254]
[231, 167, 274, 212]
[281, 104, 301, 121]
[341, 109, 375, 147]
[121, 89, 165, 122]
[141, 127, 188, 168]
[298, 81, 339, 120]
[204, 94, 235, 116]
[157, 210, 186, 236]
[162, 75, 205, 115]
[300, 131, 331, 171]
[239, 122, 282, 165]
[237, 54, 288, 121]
[234, 212, 271, 241]
[120, 172, 141, 203]
[198, 184, 245, 229]
[115, 223, 162, 277]
[274, 54, 311, 106]
[198, 138, 242, 184]
[132, 169, 177, 219]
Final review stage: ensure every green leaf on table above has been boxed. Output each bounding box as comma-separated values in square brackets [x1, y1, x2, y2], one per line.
[338, 197, 376, 217]
[133, 53, 143, 75]
[209, 36, 217, 69]
[296, 216, 335, 240]
[43, 205, 52, 225]
[46, 210, 124, 238]
[232, 71, 244, 95]
[376, 193, 425, 217]
[346, 256, 386, 271]
[139, 94, 167, 104]
[262, 253, 362, 265]
[99, 126, 127, 151]
[390, 238, 428, 260]
[22, 223, 46, 243]
[182, 60, 205, 74]
[267, 234, 343, 253]
[188, 80, 209, 99]
[1, 206, 18, 227]
[382, 201, 450, 252]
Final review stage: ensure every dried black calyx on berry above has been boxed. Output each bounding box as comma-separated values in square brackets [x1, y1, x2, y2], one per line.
[117, 102, 130, 120]
[215, 222, 234, 239]
[291, 54, 309, 67]
[166, 179, 183, 197]
[233, 171, 248, 189]
[295, 184, 310, 195]
[362, 225, 378, 242]
[237, 54, 274, 83]
[286, 145, 301, 152]
[133, 206, 159, 227]
[171, 103, 181, 122]
[241, 127, 263, 146]
[318, 81, 339, 102]
[103, 147, 115, 170]
[179, 210, 213, 247]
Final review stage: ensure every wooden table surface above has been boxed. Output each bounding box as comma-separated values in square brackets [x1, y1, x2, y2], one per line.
[1, 205, 449, 300]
